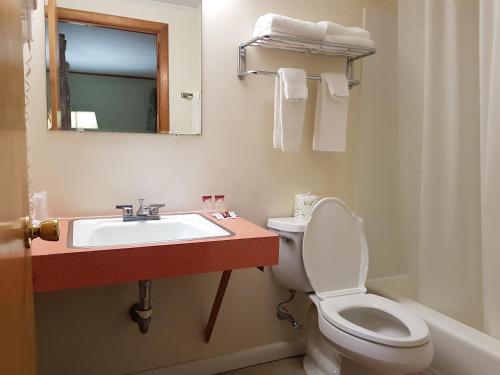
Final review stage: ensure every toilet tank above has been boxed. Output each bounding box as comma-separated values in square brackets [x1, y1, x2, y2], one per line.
[267, 217, 313, 292]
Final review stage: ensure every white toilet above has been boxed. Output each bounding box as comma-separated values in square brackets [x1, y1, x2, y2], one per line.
[268, 197, 433, 375]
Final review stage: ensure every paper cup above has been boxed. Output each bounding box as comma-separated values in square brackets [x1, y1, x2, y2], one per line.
[294, 193, 319, 219]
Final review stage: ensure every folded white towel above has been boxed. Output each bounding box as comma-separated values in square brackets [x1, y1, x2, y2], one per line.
[253, 13, 327, 41]
[324, 34, 374, 48]
[256, 32, 322, 50]
[318, 21, 371, 39]
[313, 73, 349, 152]
[274, 68, 308, 152]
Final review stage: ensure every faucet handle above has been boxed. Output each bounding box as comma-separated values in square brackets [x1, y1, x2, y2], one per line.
[148, 203, 165, 216]
[116, 204, 134, 216]
[136, 198, 150, 216]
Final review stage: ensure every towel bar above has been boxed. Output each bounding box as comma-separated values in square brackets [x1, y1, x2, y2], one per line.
[237, 34, 375, 89]
[241, 67, 359, 89]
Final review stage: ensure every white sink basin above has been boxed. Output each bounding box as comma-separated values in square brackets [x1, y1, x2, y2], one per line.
[70, 213, 232, 248]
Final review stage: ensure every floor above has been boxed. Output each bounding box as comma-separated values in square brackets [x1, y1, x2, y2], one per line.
[219, 356, 432, 375]
[219, 356, 306, 375]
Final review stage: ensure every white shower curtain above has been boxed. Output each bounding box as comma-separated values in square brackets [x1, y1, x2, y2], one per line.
[480, 0, 500, 337]
[398, 0, 484, 330]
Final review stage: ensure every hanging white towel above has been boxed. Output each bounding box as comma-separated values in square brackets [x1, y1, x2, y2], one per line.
[281, 68, 308, 99]
[324, 34, 374, 48]
[317, 21, 371, 39]
[274, 68, 308, 152]
[313, 73, 349, 152]
[253, 13, 327, 40]
[190, 91, 201, 134]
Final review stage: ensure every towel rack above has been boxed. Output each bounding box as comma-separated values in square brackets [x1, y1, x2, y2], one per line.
[237, 34, 376, 89]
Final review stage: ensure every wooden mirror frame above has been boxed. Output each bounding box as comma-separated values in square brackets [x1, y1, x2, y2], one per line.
[46, 2, 170, 133]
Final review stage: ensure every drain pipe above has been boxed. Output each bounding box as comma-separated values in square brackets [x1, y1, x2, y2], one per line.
[276, 290, 303, 329]
[130, 280, 153, 334]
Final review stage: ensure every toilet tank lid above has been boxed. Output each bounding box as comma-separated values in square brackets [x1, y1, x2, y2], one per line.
[267, 217, 308, 233]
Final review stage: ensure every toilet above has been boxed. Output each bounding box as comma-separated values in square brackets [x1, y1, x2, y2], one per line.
[268, 197, 433, 375]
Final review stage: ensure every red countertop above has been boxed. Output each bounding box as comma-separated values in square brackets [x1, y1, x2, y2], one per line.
[31, 213, 279, 292]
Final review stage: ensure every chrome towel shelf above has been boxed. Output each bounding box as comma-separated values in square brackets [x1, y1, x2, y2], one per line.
[237, 34, 376, 89]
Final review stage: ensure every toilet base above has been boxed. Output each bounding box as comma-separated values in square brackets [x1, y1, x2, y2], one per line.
[303, 356, 333, 375]
[304, 306, 341, 375]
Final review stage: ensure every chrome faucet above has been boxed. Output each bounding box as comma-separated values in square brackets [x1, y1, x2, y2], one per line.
[116, 199, 165, 221]
[136, 198, 149, 216]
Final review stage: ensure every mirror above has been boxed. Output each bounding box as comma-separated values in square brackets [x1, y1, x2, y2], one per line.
[45, 1, 201, 134]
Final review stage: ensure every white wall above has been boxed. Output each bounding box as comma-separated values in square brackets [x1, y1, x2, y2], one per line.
[28, 0, 401, 374]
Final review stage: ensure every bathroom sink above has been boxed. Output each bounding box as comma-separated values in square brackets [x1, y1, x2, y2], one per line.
[70, 213, 232, 248]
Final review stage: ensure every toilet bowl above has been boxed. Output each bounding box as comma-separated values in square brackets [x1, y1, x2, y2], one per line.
[268, 197, 433, 374]
[309, 293, 433, 374]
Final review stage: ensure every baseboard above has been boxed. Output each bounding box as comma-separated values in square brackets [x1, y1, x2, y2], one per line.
[133, 338, 306, 375]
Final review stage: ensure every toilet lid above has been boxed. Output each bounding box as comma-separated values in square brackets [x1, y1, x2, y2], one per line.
[302, 198, 369, 299]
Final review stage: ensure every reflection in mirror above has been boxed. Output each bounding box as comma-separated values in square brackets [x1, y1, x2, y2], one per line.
[47, 22, 159, 133]
[45, 1, 201, 135]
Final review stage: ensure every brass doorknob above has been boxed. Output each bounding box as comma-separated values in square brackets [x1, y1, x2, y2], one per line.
[24, 217, 60, 247]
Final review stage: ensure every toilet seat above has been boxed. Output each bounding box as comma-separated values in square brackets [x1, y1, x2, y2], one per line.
[302, 198, 430, 349]
[319, 294, 430, 348]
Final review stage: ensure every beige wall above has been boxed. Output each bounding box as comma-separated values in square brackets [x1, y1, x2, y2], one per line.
[356, 1, 405, 278]
[29, 0, 400, 374]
